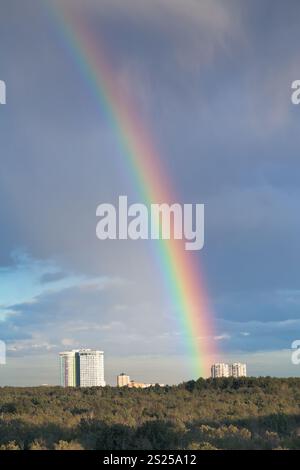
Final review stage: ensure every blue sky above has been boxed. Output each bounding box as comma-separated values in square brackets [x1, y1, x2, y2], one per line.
[1, 0, 300, 385]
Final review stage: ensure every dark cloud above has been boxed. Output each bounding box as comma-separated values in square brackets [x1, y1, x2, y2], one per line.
[1, 0, 300, 379]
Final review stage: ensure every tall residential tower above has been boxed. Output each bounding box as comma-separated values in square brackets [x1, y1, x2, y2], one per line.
[211, 363, 230, 378]
[229, 362, 247, 378]
[59, 351, 76, 387]
[59, 349, 105, 387]
[211, 362, 247, 378]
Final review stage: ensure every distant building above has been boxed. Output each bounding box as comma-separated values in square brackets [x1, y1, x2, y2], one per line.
[77, 350, 105, 387]
[211, 363, 230, 378]
[117, 373, 130, 387]
[117, 373, 164, 389]
[145, 383, 165, 388]
[59, 351, 76, 387]
[59, 349, 105, 387]
[229, 362, 247, 378]
[127, 380, 147, 389]
[211, 362, 247, 378]
[127, 380, 164, 388]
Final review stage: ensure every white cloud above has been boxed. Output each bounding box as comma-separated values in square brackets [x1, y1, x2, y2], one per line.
[214, 333, 231, 341]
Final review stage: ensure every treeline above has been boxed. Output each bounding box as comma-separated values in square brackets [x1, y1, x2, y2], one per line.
[0, 377, 299, 450]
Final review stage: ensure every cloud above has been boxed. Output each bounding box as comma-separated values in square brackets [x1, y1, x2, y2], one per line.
[1, 0, 300, 382]
[39, 271, 67, 284]
[0, 257, 177, 360]
[214, 334, 231, 341]
[223, 349, 299, 378]
[61, 337, 75, 346]
[214, 317, 300, 354]
[7, 339, 57, 353]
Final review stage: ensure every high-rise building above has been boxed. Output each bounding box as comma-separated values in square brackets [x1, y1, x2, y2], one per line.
[211, 362, 247, 378]
[59, 351, 76, 387]
[59, 349, 105, 387]
[211, 363, 230, 378]
[78, 349, 105, 387]
[229, 362, 247, 378]
[117, 373, 130, 387]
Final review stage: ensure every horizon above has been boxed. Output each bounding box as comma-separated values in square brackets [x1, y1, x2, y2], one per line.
[0, 348, 298, 387]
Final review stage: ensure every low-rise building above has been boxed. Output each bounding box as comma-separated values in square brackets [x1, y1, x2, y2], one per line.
[117, 373, 130, 387]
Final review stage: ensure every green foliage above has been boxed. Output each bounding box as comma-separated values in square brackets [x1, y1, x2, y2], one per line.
[0, 378, 299, 450]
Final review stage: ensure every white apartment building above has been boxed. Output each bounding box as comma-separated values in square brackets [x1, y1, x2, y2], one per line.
[211, 363, 230, 378]
[78, 349, 105, 387]
[211, 362, 247, 378]
[59, 349, 105, 387]
[59, 351, 76, 387]
[229, 362, 247, 378]
[117, 373, 130, 387]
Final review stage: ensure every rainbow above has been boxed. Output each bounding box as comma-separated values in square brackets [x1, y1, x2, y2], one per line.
[45, 1, 217, 378]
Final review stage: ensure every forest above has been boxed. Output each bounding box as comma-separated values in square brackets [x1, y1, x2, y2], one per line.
[0, 377, 299, 450]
